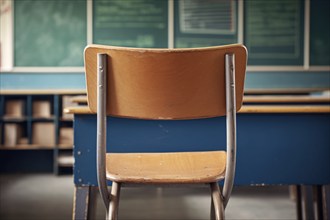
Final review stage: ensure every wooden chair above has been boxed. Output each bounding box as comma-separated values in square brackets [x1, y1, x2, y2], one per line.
[84, 44, 247, 220]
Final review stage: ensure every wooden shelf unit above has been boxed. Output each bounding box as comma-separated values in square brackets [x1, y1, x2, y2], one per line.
[0, 90, 85, 174]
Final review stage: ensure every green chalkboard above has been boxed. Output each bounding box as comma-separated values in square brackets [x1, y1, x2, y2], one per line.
[310, 0, 330, 66]
[14, 0, 87, 67]
[174, 0, 238, 48]
[244, 0, 304, 66]
[93, 0, 168, 48]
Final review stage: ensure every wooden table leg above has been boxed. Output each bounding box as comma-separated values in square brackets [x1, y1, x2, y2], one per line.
[88, 187, 99, 219]
[313, 185, 323, 220]
[301, 185, 315, 220]
[294, 185, 303, 220]
[322, 185, 330, 220]
[73, 185, 97, 220]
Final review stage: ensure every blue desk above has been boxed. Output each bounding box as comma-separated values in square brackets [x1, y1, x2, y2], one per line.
[70, 105, 330, 219]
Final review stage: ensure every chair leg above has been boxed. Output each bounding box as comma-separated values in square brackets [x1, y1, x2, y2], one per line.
[108, 182, 121, 220]
[210, 182, 225, 220]
[210, 197, 216, 220]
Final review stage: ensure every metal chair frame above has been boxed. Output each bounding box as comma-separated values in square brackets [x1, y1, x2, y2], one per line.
[96, 52, 237, 220]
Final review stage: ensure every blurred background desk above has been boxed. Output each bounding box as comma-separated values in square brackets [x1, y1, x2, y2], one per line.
[67, 95, 330, 219]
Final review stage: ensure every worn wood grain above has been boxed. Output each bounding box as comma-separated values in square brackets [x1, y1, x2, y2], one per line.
[106, 151, 226, 184]
[84, 44, 247, 119]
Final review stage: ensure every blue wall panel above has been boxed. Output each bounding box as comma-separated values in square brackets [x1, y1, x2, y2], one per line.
[0, 73, 86, 90]
[1, 71, 329, 90]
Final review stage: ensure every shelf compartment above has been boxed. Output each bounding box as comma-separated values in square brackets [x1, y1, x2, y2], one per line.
[57, 153, 74, 167]
[32, 122, 56, 147]
[32, 100, 53, 118]
[3, 123, 27, 147]
[58, 127, 73, 146]
[4, 99, 26, 119]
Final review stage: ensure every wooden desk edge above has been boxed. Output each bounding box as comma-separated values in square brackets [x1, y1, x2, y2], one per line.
[64, 106, 93, 114]
[1, 89, 328, 97]
[243, 95, 330, 103]
[244, 88, 329, 94]
[64, 95, 330, 105]
[71, 96, 88, 103]
[64, 105, 330, 115]
[239, 105, 330, 113]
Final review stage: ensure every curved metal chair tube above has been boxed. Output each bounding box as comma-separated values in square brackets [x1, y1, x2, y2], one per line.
[222, 53, 237, 208]
[97, 53, 110, 210]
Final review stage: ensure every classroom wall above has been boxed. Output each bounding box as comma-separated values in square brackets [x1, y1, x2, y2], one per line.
[1, 71, 330, 91]
[0, 0, 329, 91]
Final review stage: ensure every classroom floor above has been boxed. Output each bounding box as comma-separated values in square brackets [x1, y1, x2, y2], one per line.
[0, 174, 296, 220]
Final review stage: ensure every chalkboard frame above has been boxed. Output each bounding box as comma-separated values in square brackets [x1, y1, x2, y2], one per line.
[309, 0, 330, 66]
[12, 0, 87, 73]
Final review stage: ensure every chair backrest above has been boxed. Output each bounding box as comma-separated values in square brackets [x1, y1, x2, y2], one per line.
[84, 44, 247, 119]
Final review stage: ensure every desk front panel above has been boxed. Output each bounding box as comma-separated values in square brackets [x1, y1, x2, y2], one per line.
[73, 113, 330, 185]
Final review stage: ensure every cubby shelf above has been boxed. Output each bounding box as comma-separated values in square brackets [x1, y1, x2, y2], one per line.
[0, 144, 54, 150]
[0, 90, 85, 174]
[57, 153, 74, 167]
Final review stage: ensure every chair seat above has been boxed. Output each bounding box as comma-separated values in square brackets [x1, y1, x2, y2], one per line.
[106, 151, 226, 184]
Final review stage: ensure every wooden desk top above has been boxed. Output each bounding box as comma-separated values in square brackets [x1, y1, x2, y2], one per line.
[243, 95, 330, 103]
[1, 89, 328, 96]
[244, 88, 329, 94]
[64, 105, 330, 115]
[240, 105, 330, 113]
[67, 94, 330, 104]
[64, 106, 92, 114]
[71, 95, 88, 103]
